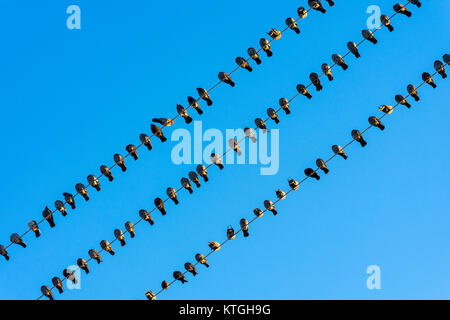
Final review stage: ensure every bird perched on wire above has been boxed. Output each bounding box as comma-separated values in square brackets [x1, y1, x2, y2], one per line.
[321, 63, 333, 81]
[267, 28, 282, 40]
[125, 221, 135, 238]
[310, 73, 323, 91]
[167, 187, 179, 204]
[63, 268, 77, 284]
[173, 271, 188, 284]
[210, 153, 224, 170]
[235, 57, 252, 72]
[54, 200, 67, 216]
[443, 54, 450, 65]
[52, 277, 64, 294]
[276, 189, 286, 200]
[296, 84, 312, 99]
[185, 262, 198, 276]
[87, 175, 101, 192]
[228, 138, 242, 156]
[395, 94, 411, 108]
[195, 253, 209, 268]
[297, 6, 308, 18]
[316, 159, 329, 174]
[240, 219, 250, 237]
[196, 164, 209, 182]
[254, 208, 264, 218]
[152, 118, 174, 127]
[208, 241, 221, 251]
[139, 209, 154, 226]
[0, 245, 9, 261]
[100, 165, 114, 182]
[407, 84, 420, 101]
[112, 154, 126, 173]
[63, 192, 75, 209]
[332, 145, 348, 159]
[227, 226, 236, 240]
[244, 127, 257, 143]
[100, 240, 115, 256]
[187, 96, 204, 115]
[197, 88, 213, 106]
[139, 133, 153, 151]
[154, 197, 167, 215]
[28, 220, 41, 238]
[181, 177, 194, 194]
[43, 206, 56, 228]
[267, 108, 280, 124]
[259, 38, 273, 57]
[285, 17, 300, 34]
[351, 130, 367, 147]
[161, 280, 170, 290]
[369, 116, 385, 131]
[279, 98, 291, 115]
[308, 0, 326, 13]
[218, 72, 235, 87]
[41, 286, 54, 300]
[305, 168, 320, 180]
[247, 47, 262, 65]
[76, 183, 89, 201]
[77, 258, 89, 274]
[114, 229, 126, 246]
[333, 54, 349, 70]
[176, 104, 193, 124]
[89, 249, 102, 264]
[289, 178, 300, 190]
[145, 290, 156, 300]
[347, 42, 360, 58]
[434, 60, 447, 79]
[264, 200, 277, 215]
[126, 144, 138, 160]
[408, 0, 421, 7]
[362, 29, 378, 44]
[422, 72, 437, 88]
[393, 3, 412, 17]
[255, 118, 268, 133]
[151, 124, 167, 142]
[379, 104, 393, 114]
[10, 233, 26, 248]
[381, 15, 394, 32]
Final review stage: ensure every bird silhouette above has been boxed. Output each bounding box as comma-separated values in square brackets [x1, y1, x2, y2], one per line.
[139, 209, 154, 226]
[379, 105, 393, 114]
[351, 129, 367, 147]
[227, 226, 236, 240]
[316, 158, 329, 174]
[240, 219, 250, 237]
[247, 47, 262, 65]
[197, 88, 213, 106]
[279, 98, 291, 114]
[236, 57, 253, 72]
[75, 183, 89, 201]
[114, 229, 126, 246]
[310, 73, 323, 91]
[27, 220, 41, 238]
[52, 277, 64, 294]
[113, 154, 127, 172]
[139, 133, 153, 151]
[264, 200, 277, 215]
[393, 3, 412, 17]
[407, 84, 420, 101]
[196, 164, 209, 182]
[10, 233, 26, 248]
[177, 104, 193, 124]
[288, 178, 300, 190]
[125, 221, 135, 238]
[267, 28, 282, 40]
[395, 95, 411, 108]
[321, 63, 334, 81]
[276, 189, 286, 200]
[218, 72, 235, 87]
[161, 280, 170, 290]
[259, 38, 273, 57]
[255, 118, 268, 133]
[151, 124, 167, 142]
[254, 208, 264, 217]
[381, 15, 394, 32]
[42, 206, 55, 228]
[185, 262, 198, 276]
[308, 0, 326, 13]
[305, 168, 320, 180]
[100, 240, 115, 255]
[434, 60, 447, 79]
[422, 72, 437, 88]
[228, 138, 242, 156]
[41, 286, 54, 300]
[332, 145, 348, 159]
[167, 187, 179, 204]
[208, 241, 221, 251]
[126, 144, 138, 160]
[285, 17, 300, 34]
[63, 268, 77, 284]
[152, 118, 174, 127]
[267, 108, 280, 124]
[296, 84, 312, 99]
[181, 177, 194, 193]
[188, 96, 203, 115]
[210, 153, 224, 170]
[195, 253, 210, 268]
[408, 0, 421, 8]
[369, 116, 385, 131]
[89, 249, 102, 264]
[173, 271, 188, 284]
[54, 200, 67, 217]
[100, 165, 114, 182]
[333, 54, 349, 70]
[347, 42, 360, 58]
[362, 29, 378, 44]
[87, 174, 101, 191]
[154, 197, 167, 215]
[77, 258, 89, 274]
[145, 290, 156, 300]
[297, 7, 308, 19]
[0, 245, 9, 261]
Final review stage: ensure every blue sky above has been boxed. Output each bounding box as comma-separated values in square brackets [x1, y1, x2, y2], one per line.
[0, 0, 449, 300]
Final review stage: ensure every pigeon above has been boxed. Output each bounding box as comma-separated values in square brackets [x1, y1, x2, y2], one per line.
[279, 98, 291, 115]
[288, 178, 300, 190]
[218, 72, 235, 87]
[113, 153, 127, 172]
[381, 15, 394, 32]
[316, 158, 329, 174]
[28, 220, 41, 238]
[181, 177, 194, 193]
[52, 277, 64, 294]
[254, 208, 264, 218]
[184, 262, 198, 276]
[267, 108, 280, 124]
[197, 88, 213, 106]
[305, 168, 320, 180]
[87, 174, 101, 192]
[351, 129, 367, 147]
[228, 138, 242, 156]
[285, 17, 300, 34]
[443, 54, 450, 65]
[369, 116, 385, 130]
[195, 253, 210, 268]
[166, 187, 179, 204]
[379, 104, 394, 114]
[173, 271, 188, 284]
[434, 60, 447, 79]
[196, 164, 209, 182]
[227, 226, 236, 240]
[408, 0, 421, 7]
[393, 3, 412, 17]
[407, 84, 420, 101]
[297, 7, 308, 19]
[41, 286, 54, 300]
[276, 189, 286, 200]
[264, 200, 277, 215]
[362, 29, 378, 44]
[321, 63, 334, 81]
[100, 240, 115, 256]
[333, 54, 349, 70]
[126, 144, 138, 160]
[100, 165, 114, 182]
[125, 221, 135, 238]
[188, 96, 203, 115]
[395, 94, 411, 108]
[236, 57, 252, 72]
[208, 241, 221, 251]
[75, 183, 89, 201]
[422, 72, 437, 88]
[310, 73, 323, 91]
[139, 209, 154, 226]
[10, 233, 26, 248]
[161, 280, 170, 290]
[63, 192, 75, 209]
[247, 47, 262, 65]
[0, 245, 9, 261]
[154, 197, 167, 215]
[63, 268, 77, 284]
[267, 28, 282, 40]
[54, 200, 67, 217]
[145, 290, 156, 300]
[332, 145, 347, 159]
[347, 42, 360, 58]
[77, 258, 89, 274]
[259, 38, 273, 57]
[308, 0, 326, 13]
[139, 133, 153, 151]
[210, 153, 224, 170]
[43, 206, 55, 228]
[89, 249, 102, 264]
[151, 124, 167, 142]
[152, 118, 174, 127]
[255, 118, 268, 133]
[244, 127, 257, 143]
[114, 229, 126, 246]
[325, 0, 335, 6]
[177, 104, 193, 124]
[296, 84, 312, 99]
[240, 219, 250, 237]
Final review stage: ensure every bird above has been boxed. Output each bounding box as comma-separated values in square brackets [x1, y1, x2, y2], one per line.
[279, 98, 291, 115]
[75, 183, 89, 201]
[393, 3, 412, 17]
[10, 233, 26, 248]
[244, 127, 257, 143]
[247, 47, 262, 65]
[196, 164, 209, 182]
[100, 240, 115, 256]
[139, 133, 153, 151]
[184, 262, 198, 276]
[395, 94, 411, 108]
[208, 241, 221, 251]
[321, 63, 334, 81]
[267, 28, 282, 40]
[218, 72, 235, 87]
[41, 286, 54, 300]
[139, 209, 154, 226]
[89, 249, 102, 264]
[113, 154, 127, 172]
[126, 144, 138, 160]
[197, 88, 213, 106]
[28, 220, 41, 238]
[267, 108, 280, 124]
[145, 290, 156, 300]
[236, 57, 252, 72]
[0, 245, 10, 261]
[310, 73, 323, 91]
[87, 174, 101, 192]
[316, 158, 329, 174]
[54, 200, 67, 216]
[276, 189, 286, 200]
[254, 208, 264, 218]
[332, 54, 349, 71]
[332, 145, 348, 159]
[285, 17, 300, 34]
[151, 124, 167, 142]
[228, 138, 242, 156]
[351, 129, 367, 147]
[100, 165, 114, 182]
[347, 42, 360, 58]
[297, 7, 308, 19]
[177, 104, 193, 124]
[264, 200, 277, 215]
[63, 268, 77, 284]
[167, 187, 179, 204]
[63, 192, 75, 209]
[369, 116, 385, 131]
[255, 118, 268, 133]
[379, 105, 393, 114]
[181, 177, 194, 193]
[434, 60, 447, 79]
[381, 15, 394, 32]
[227, 226, 236, 240]
[296, 84, 312, 99]
[443, 54, 450, 65]
[154, 197, 167, 215]
[407, 0, 421, 8]
[114, 229, 126, 246]
[173, 271, 188, 284]
[407, 84, 420, 101]
[152, 118, 174, 127]
[325, 0, 335, 6]
[422, 72, 437, 88]
[210, 153, 224, 170]
[77, 258, 89, 274]
[288, 178, 300, 190]
[187, 96, 204, 115]
[308, 0, 326, 14]
[259, 38, 273, 57]
[125, 221, 135, 238]
[362, 29, 377, 44]
[305, 168, 320, 180]
[42, 206, 56, 228]
[195, 253, 209, 268]
[161, 280, 170, 290]
[240, 219, 250, 237]
[52, 277, 64, 294]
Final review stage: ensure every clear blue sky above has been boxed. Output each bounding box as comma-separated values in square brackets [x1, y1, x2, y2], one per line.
[0, 1, 449, 300]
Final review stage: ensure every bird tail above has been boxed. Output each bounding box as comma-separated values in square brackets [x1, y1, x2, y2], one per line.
[378, 124, 385, 131]
[94, 185, 101, 192]
[194, 181, 201, 188]
[69, 203, 76, 210]
[195, 107, 204, 115]
[160, 135, 167, 142]
[254, 57, 262, 65]
[405, 102, 411, 108]
[360, 140, 367, 147]
[294, 28, 300, 34]
[174, 198, 179, 205]
[323, 167, 330, 174]
[314, 174, 321, 181]
[61, 210, 67, 217]
[230, 81, 236, 87]
[306, 93, 312, 99]
[243, 230, 250, 238]
[107, 175, 114, 182]
[387, 25, 394, 32]
[120, 239, 126, 246]
[204, 262, 210, 268]
[148, 220, 154, 226]
[405, 11, 412, 17]
[431, 82, 437, 88]
[48, 295, 54, 301]
[181, 279, 188, 284]
[132, 154, 138, 161]
[19, 242, 27, 248]
[440, 72, 447, 79]
[317, 84, 323, 91]
[327, 74, 334, 81]
[274, 118, 280, 124]
[371, 38, 378, 44]
[342, 154, 348, 160]
[130, 232, 135, 238]
[120, 165, 127, 172]
[205, 98, 213, 106]
[184, 116, 193, 124]
[412, 95, 419, 101]
[57, 287, 63, 294]
[84, 194, 90, 201]
[188, 188, 193, 194]
[342, 64, 349, 70]
[49, 220, 56, 228]
[5, 255, 10, 261]
[84, 267, 90, 274]
[203, 175, 209, 182]
[271, 209, 278, 216]
[218, 164, 224, 170]
[96, 258, 101, 264]
[35, 230, 41, 238]
[110, 251, 115, 256]
[246, 66, 253, 72]
[318, 7, 326, 14]
[266, 50, 273, 57]
[145, 144, 152, 151]
[193, 271, 198, 276]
